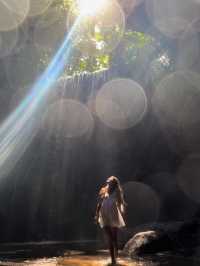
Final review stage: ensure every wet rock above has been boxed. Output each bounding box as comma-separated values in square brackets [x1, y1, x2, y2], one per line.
[123, 230, 173, 257]
[123, 220, 200, 257]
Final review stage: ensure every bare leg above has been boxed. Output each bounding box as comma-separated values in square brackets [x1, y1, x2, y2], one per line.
[111, 227, 118, 258]
[104, 226, 116, 265]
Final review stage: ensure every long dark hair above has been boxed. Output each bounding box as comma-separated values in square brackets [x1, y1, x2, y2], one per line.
[106, 176, 126, 208]
[99, 176, 127, 209]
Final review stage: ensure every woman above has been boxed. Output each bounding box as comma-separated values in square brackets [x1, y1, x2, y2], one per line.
[95, 176, 126, 265]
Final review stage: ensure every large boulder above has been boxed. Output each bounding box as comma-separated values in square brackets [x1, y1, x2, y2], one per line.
[123, 230, 173, 257]
[123, 220, 200, 257]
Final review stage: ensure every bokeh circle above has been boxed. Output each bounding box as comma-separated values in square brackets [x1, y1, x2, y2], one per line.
[0, 0, 30, 32]
[123, 181, 160, 227]
[28, 0, 54, 17]
[96, 78, 147, 130]
[33, 7, 67, 53]
[42, 99, 94, 139]
[152, 71, 200, 129]
[145, 0, 200, 38]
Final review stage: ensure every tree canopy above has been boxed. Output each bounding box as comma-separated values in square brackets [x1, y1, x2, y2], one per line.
[39, 0, 171, 79]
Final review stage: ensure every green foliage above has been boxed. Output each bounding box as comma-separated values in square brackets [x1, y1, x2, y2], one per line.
[61, 48, 110, 75]
[112, 30, 154, 66]
[40, 0, 161, 77]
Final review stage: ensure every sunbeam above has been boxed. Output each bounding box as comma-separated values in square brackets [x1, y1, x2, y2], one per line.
[0, 16, 83, 179]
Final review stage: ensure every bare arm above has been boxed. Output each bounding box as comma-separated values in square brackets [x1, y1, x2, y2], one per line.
[94, 197, 103, 223]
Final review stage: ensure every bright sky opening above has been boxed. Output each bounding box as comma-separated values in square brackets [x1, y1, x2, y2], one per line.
[77, 0, 107, 16]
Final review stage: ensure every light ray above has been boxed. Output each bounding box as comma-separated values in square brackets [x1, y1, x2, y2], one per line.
[0, 16, 83, 178]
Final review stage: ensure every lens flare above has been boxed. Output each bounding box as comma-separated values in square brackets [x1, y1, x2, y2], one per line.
[67, 0, 125, 54]
[77, 0, 107, 16]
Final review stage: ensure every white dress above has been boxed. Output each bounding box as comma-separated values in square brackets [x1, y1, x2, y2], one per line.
[98, 192, 125, 228]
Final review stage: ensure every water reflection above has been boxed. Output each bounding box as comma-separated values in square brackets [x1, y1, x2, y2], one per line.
[1, 250, 200, 265]
[59, 254, 200, 266]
